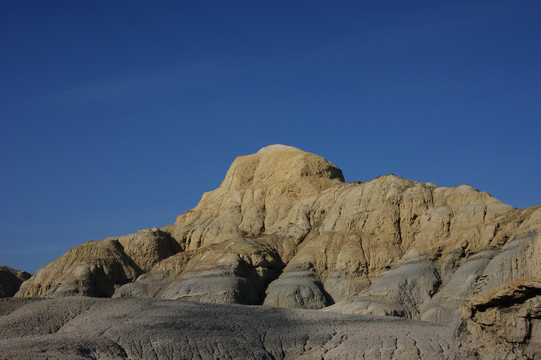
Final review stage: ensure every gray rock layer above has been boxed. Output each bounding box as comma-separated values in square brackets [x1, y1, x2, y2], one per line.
[0, 297, 456, 360]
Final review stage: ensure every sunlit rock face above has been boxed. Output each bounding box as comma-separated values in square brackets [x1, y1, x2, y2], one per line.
[14, 145, 540, 354]
[10, 144, 541, 358]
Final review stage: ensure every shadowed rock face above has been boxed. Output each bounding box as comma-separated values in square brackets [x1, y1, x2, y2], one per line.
[11, 145, 541, 358]
[0, 267, 31, 298]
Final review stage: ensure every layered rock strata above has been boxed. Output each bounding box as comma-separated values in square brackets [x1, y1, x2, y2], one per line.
[16, 145, 541, 326]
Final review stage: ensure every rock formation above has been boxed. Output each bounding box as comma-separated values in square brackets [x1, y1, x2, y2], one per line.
[457, 279, 541, 359]
[0, 267, 30, 298]
[11, 144, 540, 358]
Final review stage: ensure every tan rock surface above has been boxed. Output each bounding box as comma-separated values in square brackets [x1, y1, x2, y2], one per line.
[170, 144, 344, 253]
[15, 145, 541, 323]
[16, 239, 141, 297]
[111, 227, 178, 272]
[8, 144, 541, 358]
[458, 279, 541, 359]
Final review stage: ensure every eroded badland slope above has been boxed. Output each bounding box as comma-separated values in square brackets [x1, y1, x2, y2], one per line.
[6, 145, 540, 359]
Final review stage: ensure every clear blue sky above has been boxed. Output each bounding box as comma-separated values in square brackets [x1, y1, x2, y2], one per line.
[1, 1, 540, 273]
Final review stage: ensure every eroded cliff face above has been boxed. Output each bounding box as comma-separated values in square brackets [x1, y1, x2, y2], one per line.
[15, 146, 540, 332]
[457, 279, 541, 359]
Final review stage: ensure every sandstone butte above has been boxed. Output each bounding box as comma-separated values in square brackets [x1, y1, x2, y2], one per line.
[6, 145, 541, 359]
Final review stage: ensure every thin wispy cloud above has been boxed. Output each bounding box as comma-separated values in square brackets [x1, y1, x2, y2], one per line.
[48, 64, 205, 107]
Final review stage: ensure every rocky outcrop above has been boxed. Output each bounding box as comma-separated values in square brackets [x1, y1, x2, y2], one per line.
[16, 227, 180, 298]
[9, 144, 541, 358]
[15, 146, 541, 319]
[457, 279, 541, 359]
[0, 267, 31, 298]
[16, 239, 142, 298]
[325, 256, 441, 318]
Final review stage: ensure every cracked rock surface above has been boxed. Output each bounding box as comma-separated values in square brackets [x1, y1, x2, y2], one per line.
[0, 297, 456, 360]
